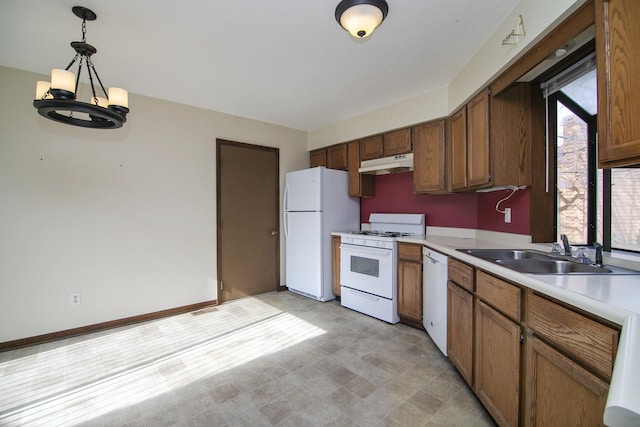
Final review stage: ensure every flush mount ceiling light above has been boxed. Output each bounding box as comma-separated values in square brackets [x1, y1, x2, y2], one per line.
[335, 0, 389, 39]
[33, 6, 129, 129]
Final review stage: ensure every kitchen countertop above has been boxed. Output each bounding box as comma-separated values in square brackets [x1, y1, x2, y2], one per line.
[333, 230, 640, 426]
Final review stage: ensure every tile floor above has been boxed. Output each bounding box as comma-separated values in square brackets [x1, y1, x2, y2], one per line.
[0, 291, 495, 426]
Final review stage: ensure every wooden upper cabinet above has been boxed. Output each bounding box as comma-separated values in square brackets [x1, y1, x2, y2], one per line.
[309, 149, 326, 168]
[491, 83, 532, 187]
[348, 140, 375, 198]
[327, 143, 348, 170]
[596, 0, 640, 167]
[466, 89, 491, 188]
[449, 107, 468, 191]
[360, 135, 384, 161]
[384, 128, 412, 156]
[360, 129, 411, 161]
[413, 120, 446, 193]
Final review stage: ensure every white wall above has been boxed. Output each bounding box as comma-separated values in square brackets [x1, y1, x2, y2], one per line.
[0, 66, 308, 342]
[308, 0, 588, 149]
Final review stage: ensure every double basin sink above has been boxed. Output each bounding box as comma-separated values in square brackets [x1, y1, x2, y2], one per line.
[457, 248, 639, 275]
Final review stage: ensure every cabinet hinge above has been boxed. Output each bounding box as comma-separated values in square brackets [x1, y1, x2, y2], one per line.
[520, 331, 525, 344]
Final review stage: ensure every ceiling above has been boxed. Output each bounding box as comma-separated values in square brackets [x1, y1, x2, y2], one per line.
[0, 0, 519, 131]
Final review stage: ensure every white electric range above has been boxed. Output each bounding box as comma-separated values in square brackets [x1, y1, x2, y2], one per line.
[340, 213, 425, 323]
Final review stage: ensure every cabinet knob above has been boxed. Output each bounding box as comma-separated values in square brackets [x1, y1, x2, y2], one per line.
[270, 230, 278, 236]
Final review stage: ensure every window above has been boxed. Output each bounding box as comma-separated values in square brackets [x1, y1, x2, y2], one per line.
[542, 52, 640, 253]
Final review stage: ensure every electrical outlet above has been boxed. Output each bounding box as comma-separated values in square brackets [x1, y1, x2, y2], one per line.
[504, 208, 512, 223]
[70, 293, 81, 305]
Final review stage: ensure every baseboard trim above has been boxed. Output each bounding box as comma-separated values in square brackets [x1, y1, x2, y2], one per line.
[0, 300, 217, 352]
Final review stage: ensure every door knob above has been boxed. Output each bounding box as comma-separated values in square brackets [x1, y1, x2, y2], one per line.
[270, 230, 278, 236]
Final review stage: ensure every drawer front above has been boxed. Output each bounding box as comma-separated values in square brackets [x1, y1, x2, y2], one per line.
[448, 258, 474, 292]
[476, 270, 521, 321]
[398, 243, 422, 262]
[527, 292, 619, 380]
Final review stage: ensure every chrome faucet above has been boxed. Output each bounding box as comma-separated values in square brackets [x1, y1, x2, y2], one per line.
[593, 242, 603, 267]
[560, 234, 571, 256]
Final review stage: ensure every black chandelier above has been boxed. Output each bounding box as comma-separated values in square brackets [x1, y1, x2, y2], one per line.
[33, 6, 129, 129]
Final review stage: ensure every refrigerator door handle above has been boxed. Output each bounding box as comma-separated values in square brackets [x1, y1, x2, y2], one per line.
[284, 212, 289, 240]
[283, 184, 289, 212]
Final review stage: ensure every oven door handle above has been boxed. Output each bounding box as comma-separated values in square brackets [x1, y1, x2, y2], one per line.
[340, 245, 391, 257]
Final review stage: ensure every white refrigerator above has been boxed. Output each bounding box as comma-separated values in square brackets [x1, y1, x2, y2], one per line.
[284, 167, 360, 301]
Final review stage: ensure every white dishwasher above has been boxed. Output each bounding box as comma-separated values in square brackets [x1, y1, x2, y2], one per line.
[423, 247, 448, 356]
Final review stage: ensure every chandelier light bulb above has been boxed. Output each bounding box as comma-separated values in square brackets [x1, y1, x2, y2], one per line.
[35, 81, 53, 100]
[50, 69, 76, 94]
[108, 87, 129, 109]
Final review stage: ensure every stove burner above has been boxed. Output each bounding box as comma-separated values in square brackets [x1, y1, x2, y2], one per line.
[349, 230, 415, 238]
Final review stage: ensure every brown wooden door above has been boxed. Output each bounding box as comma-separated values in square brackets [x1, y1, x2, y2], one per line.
[217, 140, 279, 303]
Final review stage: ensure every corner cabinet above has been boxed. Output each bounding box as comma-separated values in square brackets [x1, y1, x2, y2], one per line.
[397, 243, 423, 324]
[413, 120, 447, 193]
[596, 0, 640, 167]
[449, 89, 491, 191]
[332, 235, 341, 296]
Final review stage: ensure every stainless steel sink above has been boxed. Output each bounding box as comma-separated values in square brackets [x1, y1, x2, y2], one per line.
[460, 249, 551, 261]
[457, 248, 639, 275]
[495, 259, 612, 274]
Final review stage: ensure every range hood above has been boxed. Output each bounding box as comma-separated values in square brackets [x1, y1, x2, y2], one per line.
[359, 153, 414, 175]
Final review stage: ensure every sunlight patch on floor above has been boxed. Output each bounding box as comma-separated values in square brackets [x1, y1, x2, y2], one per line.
[0, 298, 326, 426]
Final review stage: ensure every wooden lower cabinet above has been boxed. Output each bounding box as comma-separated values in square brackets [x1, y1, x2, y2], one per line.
[398, 260, 422, 322]
[525, 336, 609, 427]
[447, 281, 474, 386]
[475, 300, 521, 427]
[332, 235, 341, 296]
[397, 243, 423, 323]
[446, 265, 618, 427]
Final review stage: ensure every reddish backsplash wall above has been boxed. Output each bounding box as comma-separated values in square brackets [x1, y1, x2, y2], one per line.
[360, 172, 530, 235]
